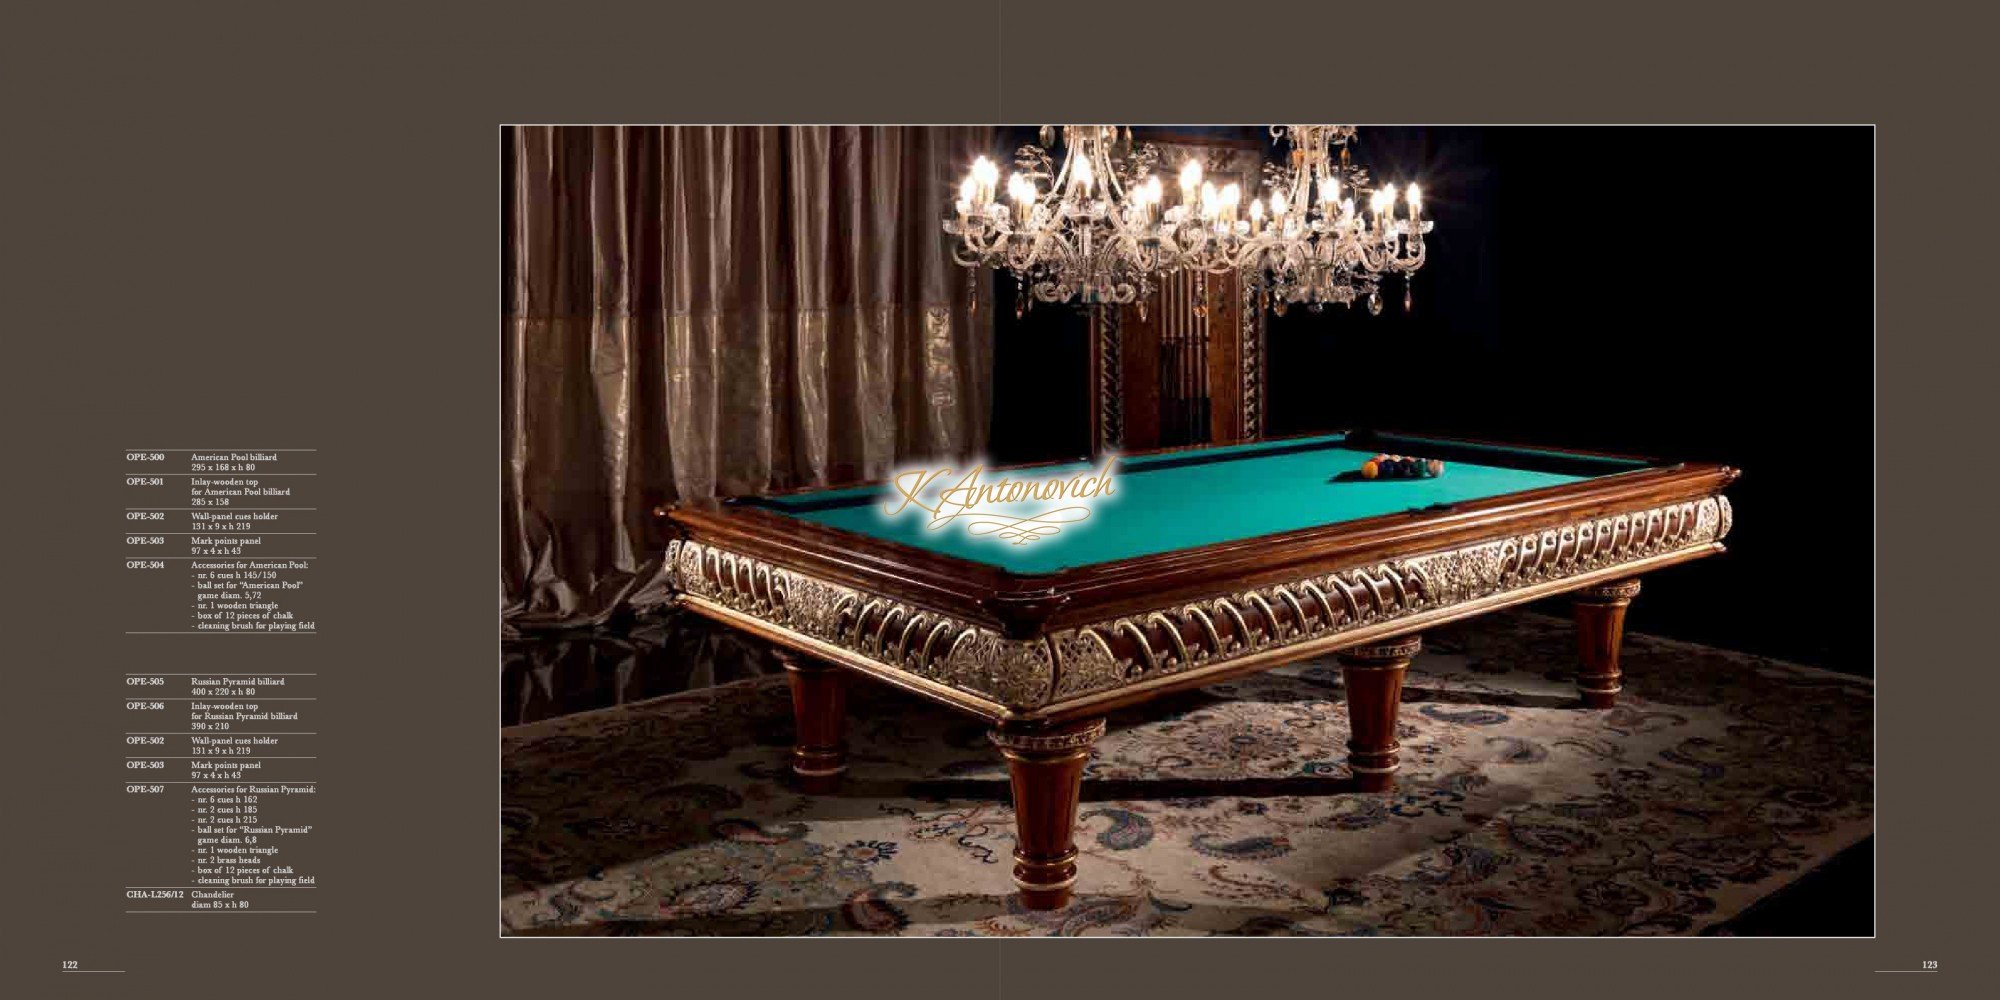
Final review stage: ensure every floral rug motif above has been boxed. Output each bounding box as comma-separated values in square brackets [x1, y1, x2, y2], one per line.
[501, 612, 1872, 936]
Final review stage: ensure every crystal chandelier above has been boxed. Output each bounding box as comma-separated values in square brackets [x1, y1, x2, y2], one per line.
[1226, 126, 1433, 315]
[946, 125, 1433, 316]
[944, 126, 1168, 313]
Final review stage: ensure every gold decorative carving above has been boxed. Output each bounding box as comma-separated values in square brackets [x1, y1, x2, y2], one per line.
[668, 494, 1729, 711]
[988, 718, 1108, 753]
[1574, 578, 1643, 604]
[1046, 496, 1727, 701]
[666, 539, 1052, 708]
[1091, 308, 1122, 455]
[1337, 635, 1423, 664]
[1241, 277, 1264, 439]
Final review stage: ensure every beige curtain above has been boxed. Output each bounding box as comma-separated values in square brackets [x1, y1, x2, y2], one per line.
[503, 126, 995, 631]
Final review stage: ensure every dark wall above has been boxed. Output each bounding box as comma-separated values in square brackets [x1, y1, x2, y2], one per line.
[988, 275, 1093, 464]
[991, 127, 1874, 674]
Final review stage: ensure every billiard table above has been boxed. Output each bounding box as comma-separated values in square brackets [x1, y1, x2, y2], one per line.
[658, 430, 1738, 909]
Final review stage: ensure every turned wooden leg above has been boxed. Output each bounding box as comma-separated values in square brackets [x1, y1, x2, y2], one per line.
[1573, 578, 1642, 709]
[778, 649, 846, 793]
[1337, 636, 1421, 793]
[991, 717, 1105, 911]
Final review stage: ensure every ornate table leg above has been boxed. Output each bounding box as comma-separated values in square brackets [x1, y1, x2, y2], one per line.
[1573, 578, 1642, 709]
[991, 717, 1106, 911]
[1337, 635, 1421, 793]
[778, 649, 846, 794]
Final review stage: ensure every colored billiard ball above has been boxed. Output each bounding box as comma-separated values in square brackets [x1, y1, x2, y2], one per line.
[1427, 459, 1445, 477]
[1361, 459, 1379, 479]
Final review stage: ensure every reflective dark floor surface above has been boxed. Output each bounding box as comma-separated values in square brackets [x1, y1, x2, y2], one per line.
[501, 610, 780, 726]
[500, 609, 1872, 936]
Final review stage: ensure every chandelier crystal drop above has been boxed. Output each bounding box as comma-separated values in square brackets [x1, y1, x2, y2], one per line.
[946, 125, 1434, 316]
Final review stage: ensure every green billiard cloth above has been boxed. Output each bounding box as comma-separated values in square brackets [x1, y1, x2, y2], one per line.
[744, 433, 1648, 575]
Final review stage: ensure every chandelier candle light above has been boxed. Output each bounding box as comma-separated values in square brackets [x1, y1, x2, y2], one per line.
[947, 125, 1433, 316]
[1228, 125, 1433, 315]
[946, 125, 1170, 314]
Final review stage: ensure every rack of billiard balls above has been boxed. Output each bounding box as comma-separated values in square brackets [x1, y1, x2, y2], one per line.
[1361, 454, 1445, 480]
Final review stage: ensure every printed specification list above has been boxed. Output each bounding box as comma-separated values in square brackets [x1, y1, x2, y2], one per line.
[121, 449, 322, 914]
[123, 449, 319, 635]
[123, 672, 320, 912]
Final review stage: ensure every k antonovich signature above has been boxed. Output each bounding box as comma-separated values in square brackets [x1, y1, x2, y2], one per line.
[883, 459, 1118, 544]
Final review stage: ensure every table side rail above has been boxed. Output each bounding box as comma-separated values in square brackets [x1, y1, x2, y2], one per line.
[663, 487, 1734, 718]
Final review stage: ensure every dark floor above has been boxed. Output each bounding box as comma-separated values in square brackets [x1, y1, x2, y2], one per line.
[1710, 837, 1874, 936]
[501, 609, 1873, 936]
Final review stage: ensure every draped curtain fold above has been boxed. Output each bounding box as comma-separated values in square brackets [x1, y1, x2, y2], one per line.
[503, 126, 995, 632]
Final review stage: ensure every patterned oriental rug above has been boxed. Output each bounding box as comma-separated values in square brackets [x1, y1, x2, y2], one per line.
[501, 612, 1873, 936]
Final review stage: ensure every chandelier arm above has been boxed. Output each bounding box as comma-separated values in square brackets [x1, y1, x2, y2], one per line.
[1048, 143, 1075, 197]
[1093, 130, 1126, 201]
